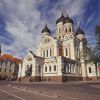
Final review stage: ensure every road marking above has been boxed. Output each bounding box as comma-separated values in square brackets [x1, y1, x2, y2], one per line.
[13, 86, 77, 99]
[0, 88, 26, 100]
[10, 90, 22, 93]
[13, 86, 57, 99]
[66, 97, 77, 100]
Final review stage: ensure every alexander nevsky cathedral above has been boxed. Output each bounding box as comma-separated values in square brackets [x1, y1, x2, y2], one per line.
[18, 13, 97, 82]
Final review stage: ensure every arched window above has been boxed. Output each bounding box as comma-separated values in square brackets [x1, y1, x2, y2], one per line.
[47, 50, 48, 57]
[49, 66, 51, 72]
[89, 67, 92, 73]
[54, 65, 56, 71]
[69, 27, 71, 32]
[59, 28, 61, 33]
[50, 49, 52, 56]
[66, 28, 67, 33]
[43, 51, 45, 57]
[0, 68, 2, 72]
[25, 64, 32, 77]
[45, 66, 47, 72]
[5, 68, 6, 72]
[65, 48, 68, 56]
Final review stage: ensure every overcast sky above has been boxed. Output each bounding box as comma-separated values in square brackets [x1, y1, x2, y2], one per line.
[0, 0, 100, 58]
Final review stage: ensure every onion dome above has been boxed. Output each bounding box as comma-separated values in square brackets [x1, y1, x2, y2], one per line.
[64, 14, 74, 24]
[41, 24, 51, 33]
[76, 28, 85, 35]
[56, 12, 66, 24]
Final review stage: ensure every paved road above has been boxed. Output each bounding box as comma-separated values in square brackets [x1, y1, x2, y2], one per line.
[0, 80, 100, 100]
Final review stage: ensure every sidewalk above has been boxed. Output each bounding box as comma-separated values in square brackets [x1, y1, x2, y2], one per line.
[12, 80, 100, 85]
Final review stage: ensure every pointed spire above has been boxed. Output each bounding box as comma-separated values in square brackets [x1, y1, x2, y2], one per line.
[56, 12, 66, 24]
[64, 11, 74, 24]
[66, 14, 69, 18]
[66, 10, 69, 18]
[77, 22, 80, 27]
[41, 24, 51, 33]
[45, 24, 47, 28]
[61, 12, 64, 17]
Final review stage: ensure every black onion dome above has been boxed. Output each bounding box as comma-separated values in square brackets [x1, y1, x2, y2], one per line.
[64, 14, 74, 24]
[41, 24, 51, 33]
[76, 28, 85, 35]
[56, 13, 66, 24]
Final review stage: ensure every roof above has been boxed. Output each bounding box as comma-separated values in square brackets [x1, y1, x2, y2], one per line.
[64, 14, 74, 24]
[56, 13, 74, 24]
[0, 54, 22, 64]
[41, 24, 51, 33]
[96, 25, 100, 35]
[56, 13, 66, 24]
[29, 51, 44, 59]
[76, 28, 85, 35]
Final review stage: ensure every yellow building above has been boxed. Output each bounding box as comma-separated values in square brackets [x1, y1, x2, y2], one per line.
[0, 53, 21, 80]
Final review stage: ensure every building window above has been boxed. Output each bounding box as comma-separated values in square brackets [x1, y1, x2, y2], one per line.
[43, 51, 45, 57]
[49, 66, 51, 72]
[66, 28, 67, 33]
[89, 67, 92, 73]
[25, 64, 32, 77]
[27, 65, 29, 68]
[59, 28, 61, 33]
[50, 49, 51, 56]
[46, 50, 48, 57]
[45, 66, 47, 72]
[0, 68, 2, 72]
[69, 27, 71, 32]
[9, 69, 11, 73]
[5, 69, 6, 72]
[54, 65, 56, 71]
[1, 61, 3, 66]
[65, 48, 68, 56]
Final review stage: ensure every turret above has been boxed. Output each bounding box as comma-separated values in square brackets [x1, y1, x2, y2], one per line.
[56, 12, 66, 34]
[41, 24, 51, 38]
[76, 27, 85, 41]
[64, 14, 74, 34]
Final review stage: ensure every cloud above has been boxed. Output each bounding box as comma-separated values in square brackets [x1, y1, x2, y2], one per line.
[0, 0, 97, 58]
[0, 0, 46, 57]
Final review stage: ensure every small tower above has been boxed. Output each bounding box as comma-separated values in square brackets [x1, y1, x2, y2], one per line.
[56, 12, 66, 37]
[75, 25, 87, 80]
[64, 14, 74, 34]
[75, 23, 85, 41]
[41, 24, 51, 38]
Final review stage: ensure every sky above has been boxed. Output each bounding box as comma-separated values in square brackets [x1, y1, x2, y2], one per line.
[0, 0, 100, 58]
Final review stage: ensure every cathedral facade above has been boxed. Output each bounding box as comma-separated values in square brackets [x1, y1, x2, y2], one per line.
[18, 13, 97, 82]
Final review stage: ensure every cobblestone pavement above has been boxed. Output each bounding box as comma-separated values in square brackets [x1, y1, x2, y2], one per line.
[0, 80, 100, 100]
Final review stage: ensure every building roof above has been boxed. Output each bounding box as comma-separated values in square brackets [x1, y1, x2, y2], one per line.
[76, 28, 85, 35]
[29, 51, 44, 59]
[0, 54, 21, 64]
[56, 13, 66, 24]
[64, 14, 74, 24]
[41, 24, 51, 33]
[56, 13, 74, 24]
[95, 25, 100, 35]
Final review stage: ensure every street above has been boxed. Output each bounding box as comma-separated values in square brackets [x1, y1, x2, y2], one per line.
[0, 80, 100, 100]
